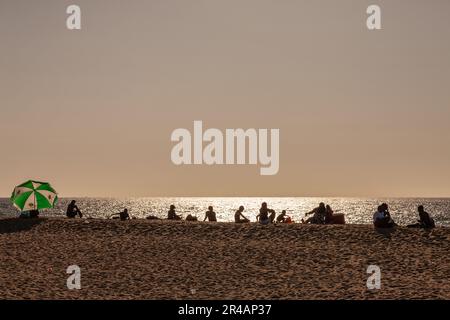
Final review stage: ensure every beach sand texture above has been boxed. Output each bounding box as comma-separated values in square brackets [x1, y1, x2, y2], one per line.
[1, 218, 449, 299]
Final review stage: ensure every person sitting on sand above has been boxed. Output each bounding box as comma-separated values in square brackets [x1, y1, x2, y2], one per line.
[276, 210, 288, 223]
[66, 200, 82, 218]
[303, 203, 326, 224]
[407, 205, 435, 229]
[235, 206, 250, 223]
[168, 205, 182, 220]
[381, 203, 397, 226]
[325, 205, 334, 224]
[110, 209, 130, 221]
[373, 204, 395, 228]
[256, 202, 276, 225]
[204, 206, 217, 222]
[373, 205, 388, 227]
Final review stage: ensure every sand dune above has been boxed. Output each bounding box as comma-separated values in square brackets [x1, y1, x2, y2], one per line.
[0, 218, 449, 299]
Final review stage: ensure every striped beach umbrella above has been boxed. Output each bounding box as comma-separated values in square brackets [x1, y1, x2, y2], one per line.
[10, 180, 58, 211]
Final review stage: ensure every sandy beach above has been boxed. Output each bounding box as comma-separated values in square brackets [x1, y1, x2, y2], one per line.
[0, 218, 449, 300]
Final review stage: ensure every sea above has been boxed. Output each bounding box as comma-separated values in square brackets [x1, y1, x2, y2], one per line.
[1, 197, 450, 226]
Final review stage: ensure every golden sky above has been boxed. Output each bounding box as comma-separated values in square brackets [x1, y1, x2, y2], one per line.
[1, 0, 450, 197]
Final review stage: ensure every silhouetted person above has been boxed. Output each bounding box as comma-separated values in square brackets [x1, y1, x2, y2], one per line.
[382, 203, 397, 226]
[66, 200, 82, 218]
[204, 206, 217, 222]
[256, 202, 276, 225]
[407, 205, 435, 228]
[373, 205, 385, 227]
[303, 203, 326, 224]
[381, 203, 391, 218]
[168, 205, 182, 220]
[373, 204, 395, 228]
[146, 215, 160, 220]
[325, 205, 334, 224]
[110, 209, 130, 221]
[276, 210, 288, 223]
[235, 206, 250, 223]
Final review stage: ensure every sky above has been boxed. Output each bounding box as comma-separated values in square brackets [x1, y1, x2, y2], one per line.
[1, 0, 450, 197]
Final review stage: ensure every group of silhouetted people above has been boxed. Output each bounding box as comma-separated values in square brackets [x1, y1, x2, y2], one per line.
[373, 203, 435, 229]
[301, 202, 342, 224]
[162, 202, 289, 225]
[66, 200, 131, 221]
[57, 200, 434, 229]
[373, 203, 396, 228]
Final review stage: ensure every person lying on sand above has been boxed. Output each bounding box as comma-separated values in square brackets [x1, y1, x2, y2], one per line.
[110, 209, 131, 221]
[168, 205, 182, 220]
[373, 203, 396, 228]
[145, 215, 160, 220]
[302, 203, 326, 224]
[407, 205, 435, 229]
[256, 202, 276, 225]
[235, 206, 250, 223]
[66, 200, 82, 218]
[204, 206, 217, 222]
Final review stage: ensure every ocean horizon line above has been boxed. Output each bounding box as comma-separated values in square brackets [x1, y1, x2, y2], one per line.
[2, 196, 450, 199]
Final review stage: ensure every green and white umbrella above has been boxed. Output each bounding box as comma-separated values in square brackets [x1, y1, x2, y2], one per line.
[10, 180, 58, 211]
